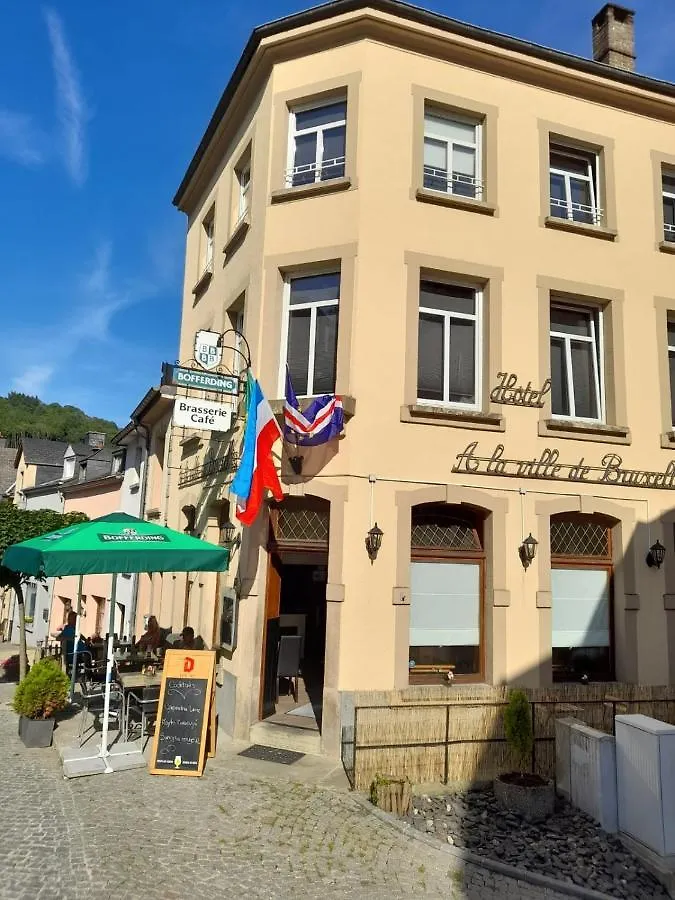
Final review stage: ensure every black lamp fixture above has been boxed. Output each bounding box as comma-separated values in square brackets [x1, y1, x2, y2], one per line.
[647, 539, 666, 569]
[519, 533, 538, 570]
[365, 523, 384, 562]
[182, 504, 196, 535]
[289, 454, 304, 475]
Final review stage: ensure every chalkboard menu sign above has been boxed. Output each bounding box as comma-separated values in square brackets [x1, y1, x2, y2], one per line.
[150, 649, 215, 777]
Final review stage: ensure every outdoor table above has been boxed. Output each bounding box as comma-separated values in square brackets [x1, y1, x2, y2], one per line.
[118, 671, 163, 741]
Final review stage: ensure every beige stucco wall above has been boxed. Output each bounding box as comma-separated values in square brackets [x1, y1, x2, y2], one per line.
[165, 13, 675, 751]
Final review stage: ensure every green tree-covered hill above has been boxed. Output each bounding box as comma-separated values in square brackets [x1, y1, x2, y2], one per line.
[0, 393, 120, 446]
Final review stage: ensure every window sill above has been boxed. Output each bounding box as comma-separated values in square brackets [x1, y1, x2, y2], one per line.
[223, 215, 250, 259]
[192, 267, 213, 298]
[402, 404, 504, 431]
[539, 418, 630, 445]
[270, 394, 356, 420]
[270, 176, 352, 204]
[415, 187, 497, 216]
[660, 430, 675, 449]
[544, 216, 617, 242]
[658, 240, 675, 254]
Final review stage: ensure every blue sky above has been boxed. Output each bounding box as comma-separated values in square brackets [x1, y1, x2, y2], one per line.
[1, 1, 673, 427]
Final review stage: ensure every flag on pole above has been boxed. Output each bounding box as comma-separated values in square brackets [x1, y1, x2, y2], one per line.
[284, 369, 344, 447]
[231, 377, 283, 526]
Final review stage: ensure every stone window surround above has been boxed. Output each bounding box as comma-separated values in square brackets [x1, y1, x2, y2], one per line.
[651, 150, 675, 254]
[537, 120, 618, 240]
[192, 200, 217, 298]
[654, 296, 675, 448]
[392, 484, 510, 689]
[410, 85, 499, 216]
[534, 496, 638, 685]
[402, 251, 505, 431]
[260, 242, 358, 400]
[536, 275, 630, 445]
[269, 72, 361, 202]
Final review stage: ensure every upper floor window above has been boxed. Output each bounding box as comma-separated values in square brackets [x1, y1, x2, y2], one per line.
[668, 320, 675, 426]
[25, 583, 37, 619]
[202, 208, 215, 273]
[111, 451, 124, 475]
[63, 455, 75, 480]
[287, 99, 346, 187]
[237, 164, 251, 221]
[550, 303, 604, 422]
[663, 170, 675, 243]
[417, 280, 481, 409]
[282, 272, 340, 397]
[423, 109, 481, 200]
[549, 144, 601, 226]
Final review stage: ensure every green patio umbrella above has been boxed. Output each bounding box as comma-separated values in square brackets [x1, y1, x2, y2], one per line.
[2, 511, 229, 778]
[2, 511, 229, 577]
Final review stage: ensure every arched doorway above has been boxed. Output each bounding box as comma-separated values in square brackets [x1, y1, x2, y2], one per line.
[409, 503, 486, 684]
[551, 513, 614, 682]
[259, 497, 330, 728]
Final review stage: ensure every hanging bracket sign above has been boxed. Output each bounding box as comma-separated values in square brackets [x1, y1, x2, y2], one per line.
[173, 398, 233, 432]
[162, 363, 238, 396]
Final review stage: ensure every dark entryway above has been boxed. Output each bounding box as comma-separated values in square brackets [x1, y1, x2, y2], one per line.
[259, 498, 330, 732]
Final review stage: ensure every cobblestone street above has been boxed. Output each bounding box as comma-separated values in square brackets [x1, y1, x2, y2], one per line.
[1, 682, 573, 900]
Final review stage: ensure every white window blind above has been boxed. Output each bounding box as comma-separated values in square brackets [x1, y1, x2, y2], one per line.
[409, 561, 479, 646]
[551, 568, 610, 648]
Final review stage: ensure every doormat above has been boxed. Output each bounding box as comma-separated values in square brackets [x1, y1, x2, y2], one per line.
[238, 744, 305, 765]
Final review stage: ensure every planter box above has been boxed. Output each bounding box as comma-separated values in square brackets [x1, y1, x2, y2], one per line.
[18, 716, 55, 748]
[494, 774, 554, 822]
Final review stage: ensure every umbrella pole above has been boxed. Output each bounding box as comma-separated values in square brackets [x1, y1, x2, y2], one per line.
[98, 574, 118, 772]
[69, 575, 84, 701]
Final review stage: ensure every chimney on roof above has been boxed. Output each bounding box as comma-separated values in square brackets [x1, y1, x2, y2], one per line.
[86, 431, 106, 450]
[592, 3, 636, 72]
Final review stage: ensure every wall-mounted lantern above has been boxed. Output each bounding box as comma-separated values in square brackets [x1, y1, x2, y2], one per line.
[365, 523, 383, 563]
[646, 540, 666, 569]
[519, 533, 538, 570]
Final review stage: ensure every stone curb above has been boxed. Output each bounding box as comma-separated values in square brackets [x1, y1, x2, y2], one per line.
[352, 794, 616, 900]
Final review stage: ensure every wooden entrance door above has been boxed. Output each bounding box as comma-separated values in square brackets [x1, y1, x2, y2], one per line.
[259, 553, 282, 719]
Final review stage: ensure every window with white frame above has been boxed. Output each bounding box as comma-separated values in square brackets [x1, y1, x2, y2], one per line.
[668, 320, 675, 426]
[287, 99, 346, 187]
[63, 454, 75, 480]
[282, 272, 340, 396]
[417, 280, 481, 408]
[663, 171, 675, 243]
[202, 209, 215, 273]
[549, 144, 601, 225]
[550, 303, 604, 421]
[237, 162, 251, 222]
[25, 583, 37, 619]
[423, 109, 482, 200]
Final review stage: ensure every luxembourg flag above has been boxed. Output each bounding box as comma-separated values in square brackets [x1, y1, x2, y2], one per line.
[284, 369, 344, 447]
[231, 375, 283, 526]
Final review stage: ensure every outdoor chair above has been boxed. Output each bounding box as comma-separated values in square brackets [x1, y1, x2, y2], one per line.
[125, 685, 160, 747]
[276, 635, 302, 703]
[77, 680, 124, 748]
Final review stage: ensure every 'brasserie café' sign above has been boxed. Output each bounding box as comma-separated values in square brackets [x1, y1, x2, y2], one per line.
[453, 442, 675, 490]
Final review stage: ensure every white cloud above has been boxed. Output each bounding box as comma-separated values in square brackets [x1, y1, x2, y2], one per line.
[12, 365, 54, 395]
[0, 109, 44, 166]
[44, 8, 87, 186]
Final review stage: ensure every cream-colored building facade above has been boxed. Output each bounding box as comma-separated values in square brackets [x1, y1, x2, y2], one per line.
[160, 1, 675, 757]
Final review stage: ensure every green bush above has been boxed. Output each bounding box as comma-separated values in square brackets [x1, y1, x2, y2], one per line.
[13, 658, 69, 719]
[503, 689, 533, 773]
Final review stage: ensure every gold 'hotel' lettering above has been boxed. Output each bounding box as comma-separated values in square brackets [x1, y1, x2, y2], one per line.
[452, 442, 675, 490]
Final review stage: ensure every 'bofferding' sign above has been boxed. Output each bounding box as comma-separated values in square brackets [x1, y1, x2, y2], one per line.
[453, 441, 675, 490]
[173, 398, 232, 432]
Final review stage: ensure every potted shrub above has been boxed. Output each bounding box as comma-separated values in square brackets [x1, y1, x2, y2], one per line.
[494, 690, 554, 822]
[13, 658, 69, 748]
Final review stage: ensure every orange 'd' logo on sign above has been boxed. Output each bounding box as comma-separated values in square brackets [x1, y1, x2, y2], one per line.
[183, 657, 195, 673]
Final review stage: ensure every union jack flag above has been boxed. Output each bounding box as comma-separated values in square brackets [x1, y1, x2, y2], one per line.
[284, 369, 344, 446]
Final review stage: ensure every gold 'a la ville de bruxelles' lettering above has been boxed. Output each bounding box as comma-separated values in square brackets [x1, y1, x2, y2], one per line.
[452, 442, 675, 490]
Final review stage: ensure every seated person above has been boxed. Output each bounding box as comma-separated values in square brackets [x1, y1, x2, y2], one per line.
[175, 627, 205, 650]
[52, 611, 77, 667]
[136, 615, 162, 653]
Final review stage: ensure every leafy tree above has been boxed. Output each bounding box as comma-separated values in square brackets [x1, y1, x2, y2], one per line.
[0, 392, 119, 445]
[0, 502, 88, 680]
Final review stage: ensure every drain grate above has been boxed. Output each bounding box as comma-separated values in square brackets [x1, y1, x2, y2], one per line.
[238, 744, 305, 765]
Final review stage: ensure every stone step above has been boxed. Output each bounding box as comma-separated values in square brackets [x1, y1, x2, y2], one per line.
[248, 720, 322, 756]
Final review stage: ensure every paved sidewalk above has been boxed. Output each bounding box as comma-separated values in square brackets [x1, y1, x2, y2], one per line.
[1, 681, 573, 900]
